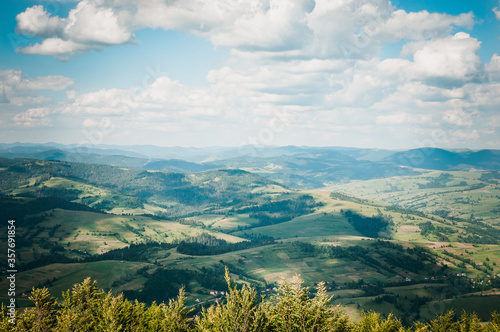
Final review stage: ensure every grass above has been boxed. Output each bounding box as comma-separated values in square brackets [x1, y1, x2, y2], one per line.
[0, 261, 152, 306]
[326, 171, 500, 224]
[1, 168, 498, 322]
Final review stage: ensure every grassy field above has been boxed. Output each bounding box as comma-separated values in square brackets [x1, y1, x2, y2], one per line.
[326, 171, 500, 225]
[1, 161, 498, 323]
[0, 260, 152, 306]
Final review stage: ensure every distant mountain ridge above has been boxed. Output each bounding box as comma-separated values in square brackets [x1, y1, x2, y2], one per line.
[385, 148, 500, 171]
[0, 143, 498, 188]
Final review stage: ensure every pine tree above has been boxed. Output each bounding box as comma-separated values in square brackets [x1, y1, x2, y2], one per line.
[355, 312, 406, 332]
[196, 267, 269, 331]
[17, 287, 57, 332]
[0, 304, 17, 332]
[269, 274, 351, 332]
[56, 277, 104, 331]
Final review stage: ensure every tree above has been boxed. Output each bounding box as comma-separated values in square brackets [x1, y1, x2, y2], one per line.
[269, 275, 351, 332]
[56, 277, 104, 331]
[355, 312, 405, 332]
[17, 287, 57, 332]
[196, 267, 269, 332]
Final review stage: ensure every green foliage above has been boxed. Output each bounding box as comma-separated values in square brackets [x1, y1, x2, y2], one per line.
[176, 233, 274, 256]
[56, 277, 104, 330]
[196, 267, 269, 331]
[235, 195, 320, 227]
[341, 210, 390, 238]
[17, 287, 58, 331]
[5, 274, 500, 331]
[268, 276, 351, 332]
[355, 312, 405, 332]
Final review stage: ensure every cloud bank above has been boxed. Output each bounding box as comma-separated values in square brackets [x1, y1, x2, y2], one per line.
[2, 0, 499, 148]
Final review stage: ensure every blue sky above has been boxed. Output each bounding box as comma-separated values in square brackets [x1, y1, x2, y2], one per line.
[0, 0, 499, 149]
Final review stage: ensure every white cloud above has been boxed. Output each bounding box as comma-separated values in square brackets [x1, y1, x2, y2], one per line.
[402, 32, 482, 86]
[207, 0, 314, 50]
[487, 53, 500, 82]
[449, 129, 480, 140]
[19, 38, 90, 58]
[68, 76, 227, 118]
[65, 0, 132, 44]
[7, 0, 498, 148]
[76, 88, 131, 108]
[442, 109, 475, 126]
[16, 5, 65, 38]
[0, 70, 74, 106]
[15, 0, 476, 59]
[494, 2, 500, 20]
[377, 10, 474, 42]
[376, 112, 432, 125]
[13, 107, 54, 127]
[17, 0, 133, 56]
[18, 75, 74, 91]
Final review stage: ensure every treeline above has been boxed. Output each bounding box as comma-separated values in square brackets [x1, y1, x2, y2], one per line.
[3, 270, 500, 331]
[18, 242, 175, 271]
[0, 158, 285, 216]
[341, 209, 391, 238]
[418, 173, 452, 189]
[0, 196, 102, 226]
[234, 195, 320, 226]
[442, 250, 496, 274]
[123, 265, 229, 304]
[419, 221, 457, 242]
[459, 222, 500, 245]
[24, 186, 82, 201]
[176, 233, 275, 256]
[295, 240, 435, 275]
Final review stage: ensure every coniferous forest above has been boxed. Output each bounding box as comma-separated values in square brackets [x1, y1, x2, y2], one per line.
[2, 269, 500, 332]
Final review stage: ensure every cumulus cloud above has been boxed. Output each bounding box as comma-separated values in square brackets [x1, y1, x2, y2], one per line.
[15, 5, 65, 38]
[487, 53, 500, 82]
[13, 107, 54, 127]
[15, 0, 477, 59]
[494, 2, 500, 20]
[16, 0, 134, 57]
[377, 10, 474, 42]
[0, 70, 74, 106]
[401, 32, 482, 86]
[68, 76, 227, 119]
[8, 0, 498, 148]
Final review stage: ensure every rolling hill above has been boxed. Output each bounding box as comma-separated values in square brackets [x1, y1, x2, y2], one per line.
[0, 146, 499, 323]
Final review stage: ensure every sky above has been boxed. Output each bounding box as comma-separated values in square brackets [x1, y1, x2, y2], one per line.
[0, 0, 499, 150]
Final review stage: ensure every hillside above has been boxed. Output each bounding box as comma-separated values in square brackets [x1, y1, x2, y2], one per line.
[0, 152, 499, 324]
[2, 144, 499, 190]
[385, 148, 500, 171]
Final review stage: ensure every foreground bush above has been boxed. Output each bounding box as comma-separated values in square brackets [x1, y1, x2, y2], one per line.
[1, 269, 500, 331]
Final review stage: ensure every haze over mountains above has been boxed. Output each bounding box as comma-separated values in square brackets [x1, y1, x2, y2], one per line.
[1, 143, 499, 189]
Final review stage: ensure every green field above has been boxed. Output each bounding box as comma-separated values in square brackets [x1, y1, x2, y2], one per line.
[0, 157, 498, 323]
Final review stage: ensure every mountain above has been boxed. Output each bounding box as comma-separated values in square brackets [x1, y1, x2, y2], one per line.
[0, 146, 218, 173]
[207, 150, 415, 188]
[0, 157, 289, 217]
[2, 144, 499, 189]
[385, 148, 500, 171]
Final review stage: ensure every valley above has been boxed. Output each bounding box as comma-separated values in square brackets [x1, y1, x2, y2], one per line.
[0, 144, 499, 325]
